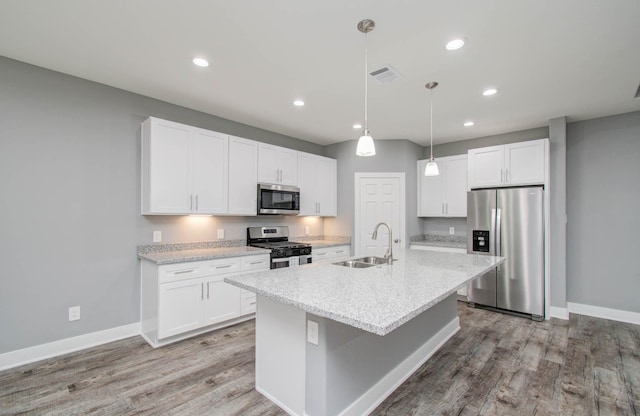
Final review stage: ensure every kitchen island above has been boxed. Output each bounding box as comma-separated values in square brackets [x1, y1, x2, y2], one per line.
[225, 249, 504, 416]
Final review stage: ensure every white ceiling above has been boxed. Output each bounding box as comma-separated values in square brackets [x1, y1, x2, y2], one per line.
[1, 1, 639, 147]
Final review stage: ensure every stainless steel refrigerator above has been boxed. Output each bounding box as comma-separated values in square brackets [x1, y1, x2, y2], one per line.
[467, 187, 544, 320]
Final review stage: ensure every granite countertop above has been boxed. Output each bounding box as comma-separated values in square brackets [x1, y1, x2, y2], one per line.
[410, 235, 467, 250]
[304, 240, 351, 248]
[225, 249, 504, 336]
[138, 246, 270, 265]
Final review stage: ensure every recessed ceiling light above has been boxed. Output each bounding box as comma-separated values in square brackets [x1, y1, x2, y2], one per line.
[483, 88, 498, 96]
[445, 39, 465, 50]
[464, 121, 475, 127]
[353, 123, 362, 129]
[192, 57, 209, 67]
[293, 99, 305, 107]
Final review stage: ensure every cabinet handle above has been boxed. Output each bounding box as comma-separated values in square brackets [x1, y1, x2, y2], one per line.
[190, 194, 194, 211]
[173, 269, 195, 275]
[442, 203, 445, 215]
[195, 194, 199, 211]
[335, 250, 345, 254]
[501, 169, 504, 183]
[216, 264, 232, 269]
[201, 282, 204, 300]
[446, 203, 448, 214]
[249, 301, 256, 305]
[506, 169, 509, 183]
[207, 281, 210, 299]
[250, 260, 264, 265]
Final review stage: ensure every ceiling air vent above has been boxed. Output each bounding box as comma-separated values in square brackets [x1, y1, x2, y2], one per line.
[369, 65, 402, 84]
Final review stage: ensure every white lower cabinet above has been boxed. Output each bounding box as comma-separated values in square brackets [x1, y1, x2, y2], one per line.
[141, 253, 269, 347]
[312, 245, 350, 264]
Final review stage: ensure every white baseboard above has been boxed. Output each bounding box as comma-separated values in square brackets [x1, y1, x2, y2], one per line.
[0, 322, 140, 372]
[549, 306, 569, 320]
[339, 317, 460, 416]
[568, 302, 640, 326]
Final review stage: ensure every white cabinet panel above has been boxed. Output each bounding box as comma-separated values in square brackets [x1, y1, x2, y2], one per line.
[312, 245, 351, 264]
[228, 136, 258, 215]
[203, 276, 241, 326]
[468, 139, 547, 189]
[258, 143, 298, 186]
[158, 279, 203, 339]
[142, 117, 229, 215]
[417, 154, 467, 217]
[298, 152, 337, 216]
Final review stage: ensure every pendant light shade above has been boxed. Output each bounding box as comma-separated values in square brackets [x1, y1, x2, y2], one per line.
[356, 19, 375, 157]
[356, 129, 376, 156]
[424, 81, 440, 176]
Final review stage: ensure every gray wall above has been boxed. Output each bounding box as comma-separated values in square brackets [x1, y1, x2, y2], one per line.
[323, 139, 424, 252]
[549, 117, 567, 309]
[0, 56, 324, 354]
[566, 111, 640, 313]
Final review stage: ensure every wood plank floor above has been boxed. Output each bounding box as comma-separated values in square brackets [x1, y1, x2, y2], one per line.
[2, 303, 639, 415]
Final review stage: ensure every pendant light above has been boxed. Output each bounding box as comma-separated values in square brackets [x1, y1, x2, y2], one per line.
[356, 19, 375, 157]
[424, 81, 440, 176]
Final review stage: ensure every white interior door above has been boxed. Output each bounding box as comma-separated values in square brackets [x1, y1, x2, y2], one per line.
[355, 173, 405, 258]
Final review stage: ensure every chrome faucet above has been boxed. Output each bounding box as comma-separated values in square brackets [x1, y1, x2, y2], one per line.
[371, 222, 394, 264]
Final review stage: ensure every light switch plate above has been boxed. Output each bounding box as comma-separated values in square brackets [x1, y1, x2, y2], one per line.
[153, 230, 162, 243]
[217, 229, 225, 239]
[68, 306, 81, 321]
[304, 226, 310, 236]
[307, 320, 319, 345]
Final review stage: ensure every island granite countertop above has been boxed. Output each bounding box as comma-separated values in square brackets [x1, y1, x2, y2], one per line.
[225, 249, 504, 336]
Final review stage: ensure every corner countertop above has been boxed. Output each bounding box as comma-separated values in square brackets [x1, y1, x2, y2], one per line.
[138, 245, 270, 265]
[225, 249, 504, 336]
[410, 235, 467, 250]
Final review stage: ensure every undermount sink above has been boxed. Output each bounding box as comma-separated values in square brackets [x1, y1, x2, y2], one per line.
[352, 256, 394, 265]
[333, 260, 376, 268]
[333, 256, 396, 268]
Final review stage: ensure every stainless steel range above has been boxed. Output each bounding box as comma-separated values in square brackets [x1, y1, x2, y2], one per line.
[247, 226, 312, 269]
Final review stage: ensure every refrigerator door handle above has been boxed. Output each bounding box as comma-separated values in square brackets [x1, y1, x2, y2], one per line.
[495, 208, 502, 269]
[490, 208, 496, 254]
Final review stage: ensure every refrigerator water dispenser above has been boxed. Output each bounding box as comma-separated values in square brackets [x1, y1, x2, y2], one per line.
[472, 230, 490, 253]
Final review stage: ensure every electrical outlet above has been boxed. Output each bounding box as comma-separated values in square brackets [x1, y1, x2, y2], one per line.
[307, 320, 319, 345]
[304, 226, 310, 236]
[68, 306, 81, 321]
[153, 230, 162, 243]
[449, 227, 455, 235]
[217, 229, 225, 239]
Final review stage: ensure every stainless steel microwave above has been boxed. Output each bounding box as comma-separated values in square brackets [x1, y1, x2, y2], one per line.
[257, 183, 300, 215]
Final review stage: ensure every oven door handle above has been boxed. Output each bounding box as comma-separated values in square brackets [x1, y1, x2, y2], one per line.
[271, 258, 290, 263]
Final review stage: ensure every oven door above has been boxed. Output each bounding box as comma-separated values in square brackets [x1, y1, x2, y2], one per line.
[258, 183, 300, 215]
[271, 257, 290, 269]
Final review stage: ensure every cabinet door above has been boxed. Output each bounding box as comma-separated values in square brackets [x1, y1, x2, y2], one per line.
[444, 155, 468, 217]
[257, 143, 279, 183]
[278, 147, 298, 186]
[203, 276, 241, 326]
[145, 118, 191, 214]
[297, 152, 320, 215]
[417, 159, 444, 216]
[505, 139, 545, 185]
[317, 157, 337, 216]
[191, 128, 228, 214]
[158, 279, 203, 339]
[228, 136, 258, 215]
[468, 145, 504, 188]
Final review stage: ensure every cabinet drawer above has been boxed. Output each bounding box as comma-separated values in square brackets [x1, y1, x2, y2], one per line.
[158, 261, 206, 283]
[331, 247, 349, 257]
[241, 291, 257, 314]
[206, 258, 241, 275]
[241, 255, 270, 271]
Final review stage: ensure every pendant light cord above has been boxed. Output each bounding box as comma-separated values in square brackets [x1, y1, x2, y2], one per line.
[364, 31, 368, 132]
[430, 88, 433, 159]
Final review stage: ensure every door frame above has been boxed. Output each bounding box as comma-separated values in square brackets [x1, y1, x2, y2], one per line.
[354, 172, 406, 257]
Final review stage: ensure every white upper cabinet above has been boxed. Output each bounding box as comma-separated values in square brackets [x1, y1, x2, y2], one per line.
[228, 135, 258, 215]
[258, 143, 298, 186]
[298, 152, 337, 216]
[417, 154, 468, 217]
[142, 117, 228, 215]
[468, 138, 548, 189]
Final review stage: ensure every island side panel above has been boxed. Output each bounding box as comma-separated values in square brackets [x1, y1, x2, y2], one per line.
[305, 294, 459, 416]
[255, 295, 306, 416]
